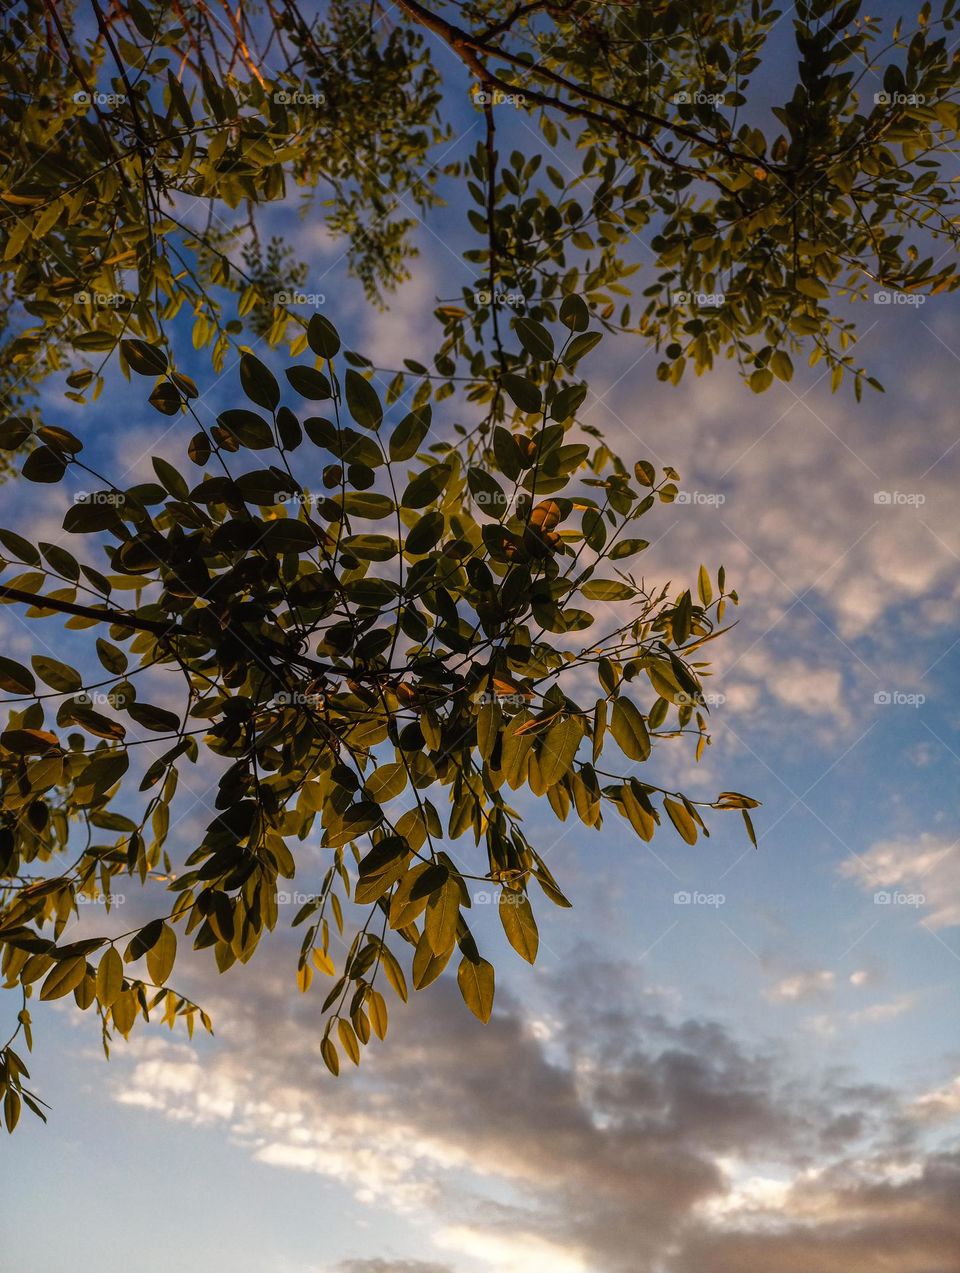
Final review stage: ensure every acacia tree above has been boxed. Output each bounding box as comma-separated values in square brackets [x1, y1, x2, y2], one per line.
[1, 0, 959, 1130]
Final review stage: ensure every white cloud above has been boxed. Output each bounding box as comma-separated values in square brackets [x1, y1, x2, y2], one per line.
[839, 833, 960, 928]
[434, 1227, 587, 1273]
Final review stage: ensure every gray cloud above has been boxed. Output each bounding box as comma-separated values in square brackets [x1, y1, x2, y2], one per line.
[107, 941, 959, 1273]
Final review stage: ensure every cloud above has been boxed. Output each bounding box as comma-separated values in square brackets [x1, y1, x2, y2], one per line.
[839, 833, 960, 928]
[336, 1263, 452, 1273]
[910, 1076, 960, 1124]
[104, 945, 959, 1273]
[767, 970, 836, 1002]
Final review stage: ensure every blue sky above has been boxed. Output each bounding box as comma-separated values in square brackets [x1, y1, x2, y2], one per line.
[3, 4, 960, 1272]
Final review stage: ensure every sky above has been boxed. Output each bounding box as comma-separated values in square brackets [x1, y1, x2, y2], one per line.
[3, 4, 960, 1273]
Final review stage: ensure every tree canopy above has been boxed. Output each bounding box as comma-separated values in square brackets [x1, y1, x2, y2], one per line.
[2, 0, 959, 1130]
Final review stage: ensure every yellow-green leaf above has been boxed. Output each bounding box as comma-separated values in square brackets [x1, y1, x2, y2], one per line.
[457, 954, 495, 1023]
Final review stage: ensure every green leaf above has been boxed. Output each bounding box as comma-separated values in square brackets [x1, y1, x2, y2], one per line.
[338, 1018, 360, 1065]
[152, 457, 189, 499]
[405, 510, 444, 555]
[608, 539, 648, 560]
[424, 878, 460, 957]
[611, 697, 650, 761]
[96, 947, 123, 1008]
[513, 317, 554, 361]
[343, 492, 394, 519]
[501, 373, 542, 413]
[95, 638, 128, 675]
[412, 930, 451, 989]
[498, 892, 538, 963]
[0, 417, 32, 449]
[403, 463, 450, 508]
[559, 294, 589, 332]
[307, 314, 340, 359]
[0, 656, 35, 694]
[126, 702, 180, 733]
[389, 407, 432, 460]
[285, 365, 331, 400]
[664, 796, 698, 844]
[796, 275, 829, 299]
[345, 370, 383, 430]
[146, 924, 176, 985]
[217, 409, 274, 449]
[39, 955, 87, 1001]
[581, 579, 635, 600]
[321, 1036, 340, 1075]
[538, 716, 581, 787]
[121, 339, 167, 375]
[22, 446, 66, 483]
[239, 354, 280, 411]
[476, 700, 501, 761]
[31, 656, 81, 693]
[457, 954, 495, 1023]
[563, 331, 602, 365]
